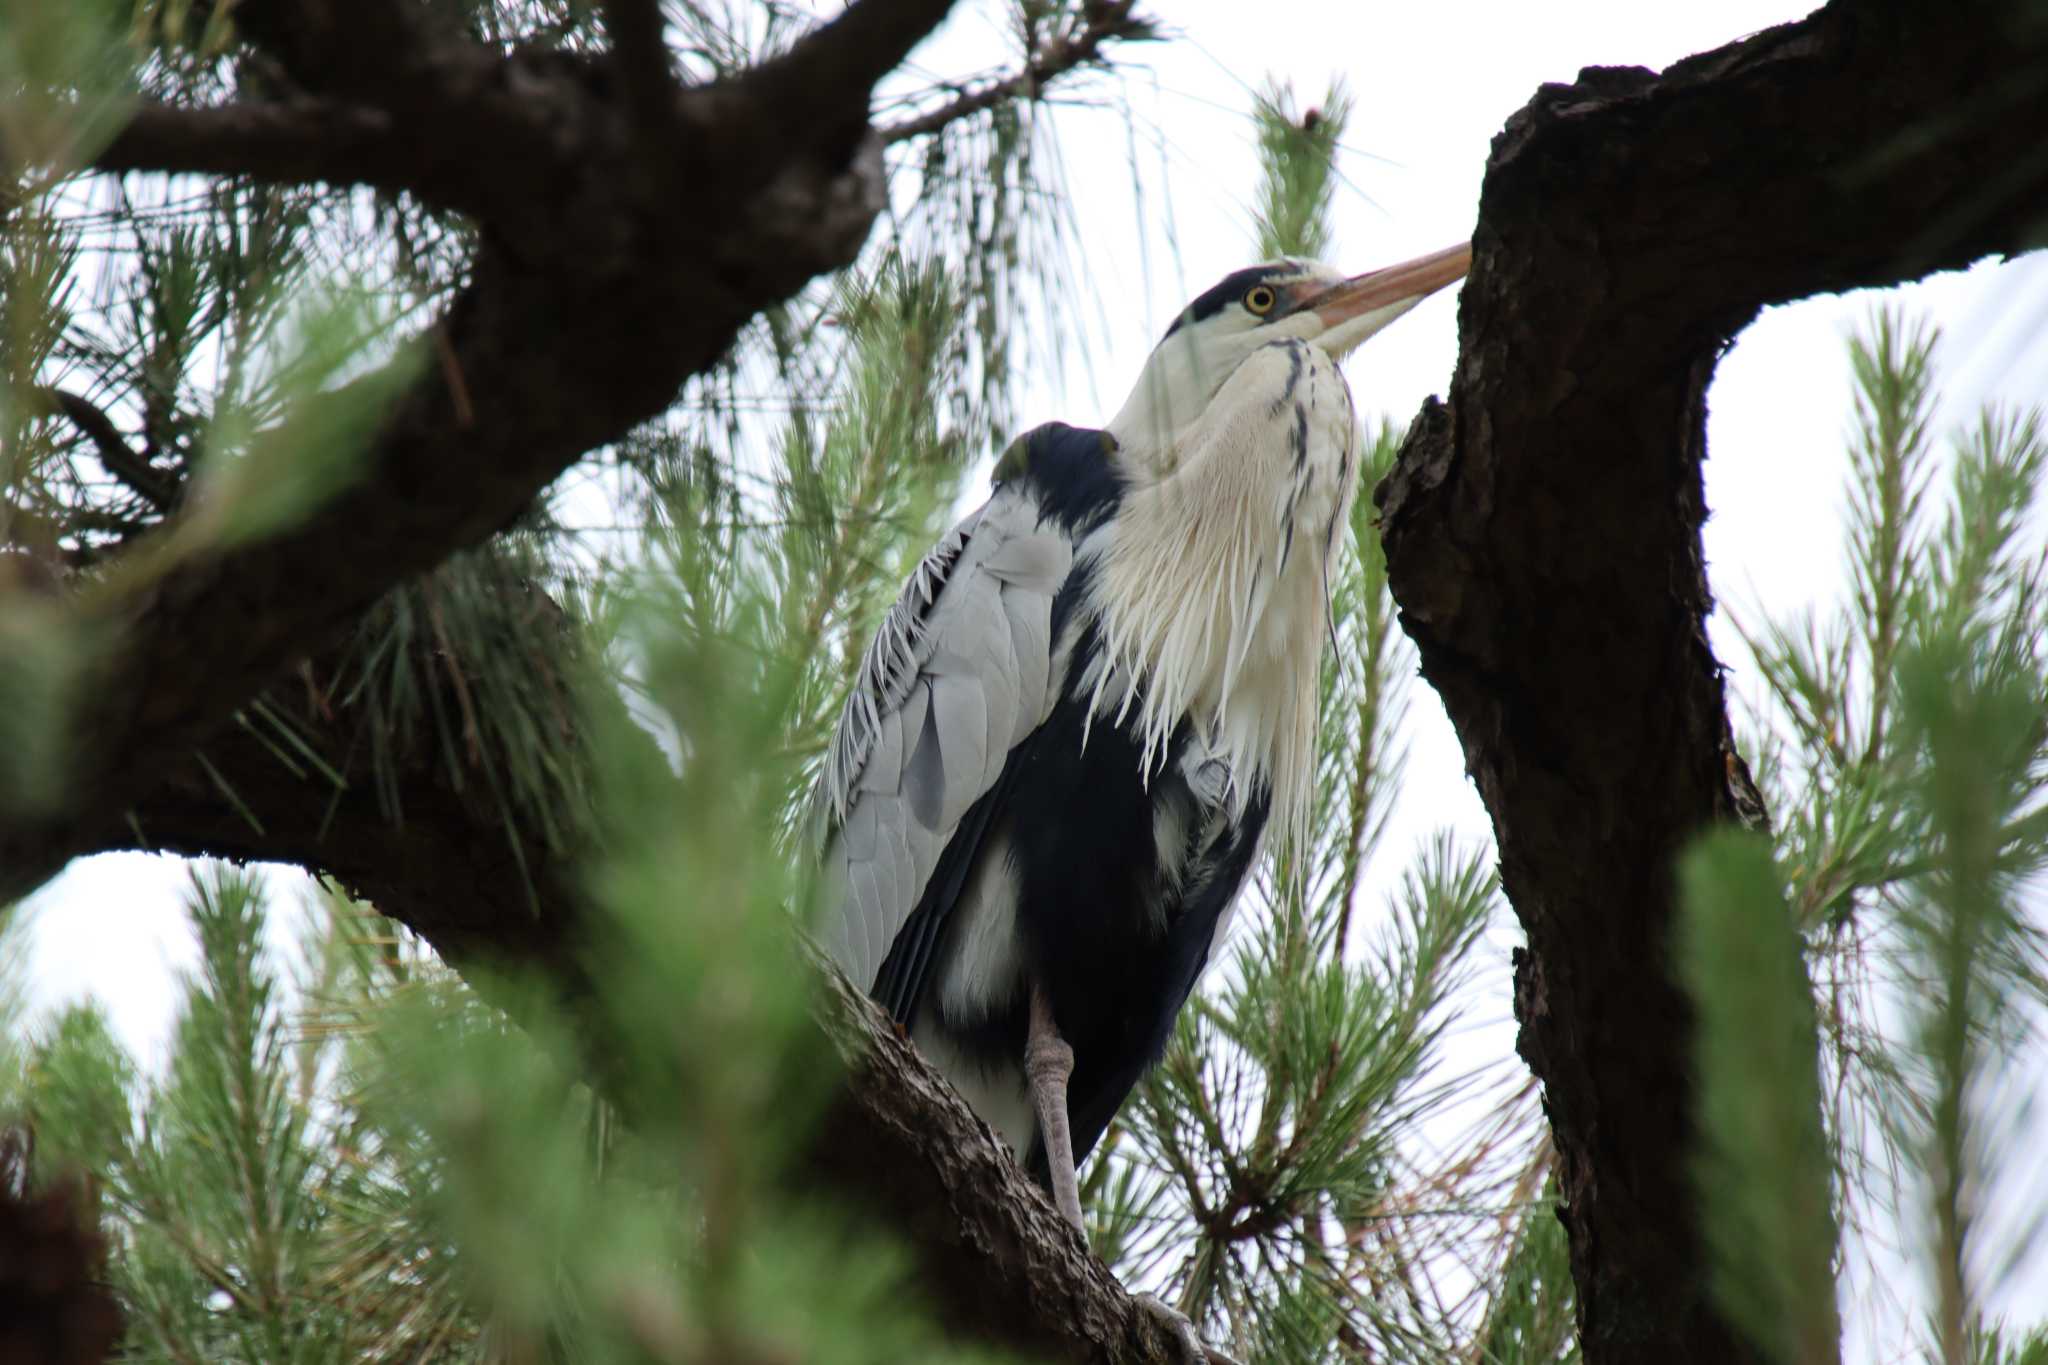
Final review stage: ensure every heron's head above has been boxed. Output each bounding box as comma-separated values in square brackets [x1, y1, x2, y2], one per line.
[1106, 243, 1470, 458]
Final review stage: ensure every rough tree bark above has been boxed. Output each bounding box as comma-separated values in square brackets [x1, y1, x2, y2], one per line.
[1375, 3, 2048, 1363]
[7, 0, 2046, 1362]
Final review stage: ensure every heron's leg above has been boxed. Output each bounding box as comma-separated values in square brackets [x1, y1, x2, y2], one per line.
[1025, 990, 1236, 1365]
[1024, 982, 1085, 1233]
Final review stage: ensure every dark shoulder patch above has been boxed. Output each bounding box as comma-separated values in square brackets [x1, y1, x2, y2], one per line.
[1159, 264, 1291, 344]
[994, 421, 1123, 533]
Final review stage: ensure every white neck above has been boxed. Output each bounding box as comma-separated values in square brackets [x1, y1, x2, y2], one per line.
[1081, 338, 1360, 850]
[1105, 331, 1220, 466]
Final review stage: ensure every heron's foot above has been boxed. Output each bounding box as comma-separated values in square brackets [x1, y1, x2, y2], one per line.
[1136, 1293, 1244, 1365]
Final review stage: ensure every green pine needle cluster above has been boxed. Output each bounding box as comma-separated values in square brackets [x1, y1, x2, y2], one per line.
[1691, 308, 2048, 1364]
[1251, 80, 1355, 265]
[4, 871, 479, 1361]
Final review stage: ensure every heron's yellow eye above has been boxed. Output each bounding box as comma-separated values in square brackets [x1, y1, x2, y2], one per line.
[1243, 285, 1278, 315]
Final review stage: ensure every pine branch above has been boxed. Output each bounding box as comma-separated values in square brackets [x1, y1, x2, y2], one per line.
[30, 386, 175, 511]
[601, 0, 681, 133]
[736, 0, 967, 150]
[224, 0, 459, 105]
[88, 100, 459, 206]
[879, 0, 1154, 143]
[0, 0, 965, 900]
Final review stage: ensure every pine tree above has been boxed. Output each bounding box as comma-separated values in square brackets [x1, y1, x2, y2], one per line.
[2, 10, 1557, 1354]
[5, 3, 2048, 1363]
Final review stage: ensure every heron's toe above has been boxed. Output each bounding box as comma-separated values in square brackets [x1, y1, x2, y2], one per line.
[1135, 1293, 1244, 1365]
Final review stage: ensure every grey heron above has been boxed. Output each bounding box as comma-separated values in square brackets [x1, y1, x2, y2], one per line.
[813, 243, 1470, 1330]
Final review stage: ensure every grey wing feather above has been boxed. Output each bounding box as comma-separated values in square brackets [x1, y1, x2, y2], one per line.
[812, 483, 1073, 995]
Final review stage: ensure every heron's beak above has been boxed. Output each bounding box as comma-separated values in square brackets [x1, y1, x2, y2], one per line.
[1304, 242, 1471, 357]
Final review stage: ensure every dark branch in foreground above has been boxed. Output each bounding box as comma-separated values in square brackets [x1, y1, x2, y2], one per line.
[1376, 3, 2048, 1364]
[90, 101, 431, 200]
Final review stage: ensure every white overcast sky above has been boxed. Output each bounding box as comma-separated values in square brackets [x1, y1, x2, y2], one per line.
[15, 1, 2048, 1358]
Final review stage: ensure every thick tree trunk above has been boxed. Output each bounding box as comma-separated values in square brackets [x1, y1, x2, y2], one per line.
[1376, 3, 2048, 1362]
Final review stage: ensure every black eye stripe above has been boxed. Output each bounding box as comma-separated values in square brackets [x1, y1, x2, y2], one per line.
[1159, 264, 1294, 344]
